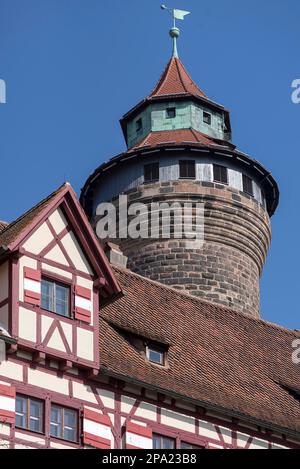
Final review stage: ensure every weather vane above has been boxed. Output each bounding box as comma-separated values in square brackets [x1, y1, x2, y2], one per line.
[161, 5, 191, 58]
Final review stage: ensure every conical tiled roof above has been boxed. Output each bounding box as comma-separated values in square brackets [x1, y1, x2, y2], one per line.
[149, 57, 207, 99]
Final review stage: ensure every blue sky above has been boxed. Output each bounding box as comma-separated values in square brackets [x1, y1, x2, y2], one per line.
[0, 0, 299, 329]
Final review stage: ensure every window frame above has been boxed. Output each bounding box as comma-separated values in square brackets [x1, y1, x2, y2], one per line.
[41, 276, 71, 318]
[146, 343, 166, 366]
[144, 162, 160, 183]
[50, 404, 78, 443]
[179, 160, 196, 180]
[15, 394, 44, 434]
[203, 111, 212, 125]
[181, 441, 205, 449]
[242, 174, 254, 196]
[166, 107, 176, 119]
[213, 164, 228, 185]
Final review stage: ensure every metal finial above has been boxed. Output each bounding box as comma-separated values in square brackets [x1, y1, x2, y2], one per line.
[161, 5, 191, 58]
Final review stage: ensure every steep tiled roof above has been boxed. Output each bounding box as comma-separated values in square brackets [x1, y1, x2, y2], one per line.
[131, 129, 232, 151]
[100, 267, 300, 435]
[0, 221, 8, 233]
[0, 184, 66, 249]
[149, 57, 207, 99]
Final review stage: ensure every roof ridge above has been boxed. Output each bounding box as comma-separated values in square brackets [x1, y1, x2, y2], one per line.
[174, 58, 188, 93]
[112, 265, 300, 339]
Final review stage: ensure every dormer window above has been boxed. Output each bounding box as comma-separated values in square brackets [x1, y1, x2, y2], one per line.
[41, 278, 70, 318]
[166, 107, 176, 119]
[146, 344, 165, 366]
[136, 118, 143, 133]
[203, 111, 212, 125]
[242, 174, 254, 196]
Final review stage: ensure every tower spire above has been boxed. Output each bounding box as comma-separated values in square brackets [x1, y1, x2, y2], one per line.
[161, 5, 191, 58]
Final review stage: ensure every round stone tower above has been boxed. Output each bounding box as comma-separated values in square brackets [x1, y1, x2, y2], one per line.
[81, 25, 279, 318]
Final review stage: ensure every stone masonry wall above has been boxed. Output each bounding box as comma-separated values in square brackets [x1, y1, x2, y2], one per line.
[95, 180, 272, 318]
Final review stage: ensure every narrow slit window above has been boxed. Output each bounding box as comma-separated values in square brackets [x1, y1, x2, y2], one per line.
[213, 164, 228, 184]
[179, 160, 196, 179]
[136, 118, 143, 133]
[203, 111, 212, 125]
[144, 163, 159, 183]
[166, 107, 176, 119]
[242, 174, 254, 196]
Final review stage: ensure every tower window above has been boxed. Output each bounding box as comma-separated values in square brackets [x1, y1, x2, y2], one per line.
[179, 160, 196, 179]
[242, 174, 254, 196]
[136, 118, 143, 133]
[146, 344, 165, 366]
[144, 162, 159, 183]
[203, 111, 212, 125]
[41, 278, 70, 318]
[213, 164, 228, 184]
[166, 107, 176, 119]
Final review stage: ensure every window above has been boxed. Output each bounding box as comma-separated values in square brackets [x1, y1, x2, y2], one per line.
[166, 107, 176, 119]
[203, 111, 212, 125]
[146, 344, 165, 366]
[136, 118, 143, 133]
[16, 395, 43, 433]
[242, 174, 253, 196]
[144, 162, 159, 183]
[181, 442, 204, 449]
[213, 164, 228, 184]
[153, 434, 175, 449]
[50, 405, 78, 442]
[179, 160, 196, 179]
[41, 278, 70, 317]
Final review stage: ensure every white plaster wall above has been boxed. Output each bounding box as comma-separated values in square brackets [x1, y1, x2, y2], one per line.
[23, 222, 54, 255]
[41, 263, 72, 280]
[47, 328, 66, 353]
[48, 208, 68, 235]
[72, 381, 98, 404]
[18, 307, 37, 343]
[15, 431, 45, 445]
[27, 369, 69, 395]
[61, 231, 93, 275]
[76, 328, 94, 361]
[161, 408, 195, 433]
[0, 423, 10, 436]
[45, 245, 69, 266]
[96, 388, 115, 409]
[135, 402, 157, 421]
[41, 316, 54, 341]
[0, 360, 23, 380]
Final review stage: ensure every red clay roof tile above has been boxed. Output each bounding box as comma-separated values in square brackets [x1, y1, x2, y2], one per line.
[100, 267, 300, 435]
[131, 129, 231, 151]
[149, 57, 207, 99]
